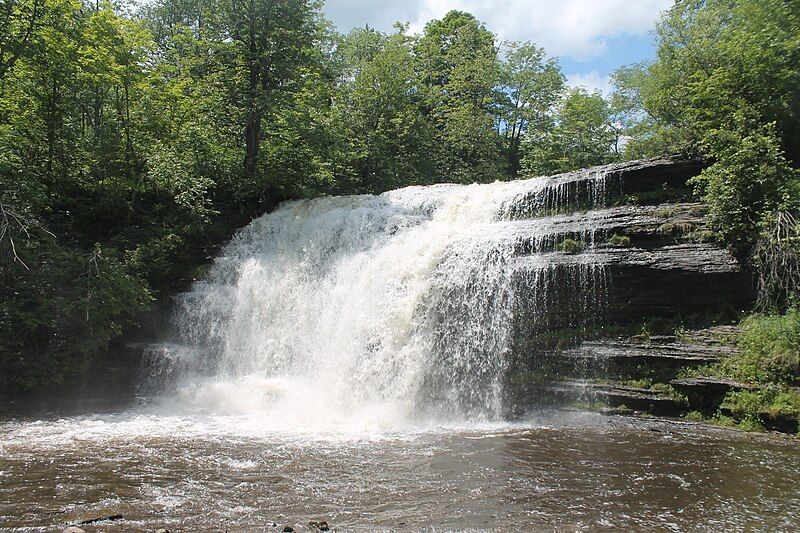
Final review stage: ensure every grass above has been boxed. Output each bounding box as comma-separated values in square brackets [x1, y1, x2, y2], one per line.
[682, 310, 800, 433]
[696, 309, 800, 385]
[618, 379, 687, 401]
[681, 410, 761, 431]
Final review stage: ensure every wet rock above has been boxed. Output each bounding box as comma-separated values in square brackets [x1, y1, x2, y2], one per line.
[758, 411, 799, 434]
[600, 406, 636, 416]
[671, 377, 756, 410]
[555, 379, 687, 416]
[78, 513, 123, 525]
[548, 326, 741, 382]
[309, 520, 330, 531]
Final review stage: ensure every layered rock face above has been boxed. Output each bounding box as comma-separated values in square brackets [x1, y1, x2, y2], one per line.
[506, 156, 751, 340]
[500, 156, 754, 413]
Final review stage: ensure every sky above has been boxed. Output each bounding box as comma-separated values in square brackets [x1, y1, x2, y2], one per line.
[322, 0, 673, 96]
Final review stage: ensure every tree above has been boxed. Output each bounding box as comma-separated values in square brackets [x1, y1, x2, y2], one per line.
[498, 41, 564, 176]
[415, 10, 504, 183]
[521, 88, 619, 176]
[224, 0, 319, 181]
[613, 0, 800, 255]
[0, 0, 45, 80]
[336, 26, 436, 192]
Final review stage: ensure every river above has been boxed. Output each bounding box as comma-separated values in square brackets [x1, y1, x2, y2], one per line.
[2, 408, 799, 531]
[3, 166, 798, 531]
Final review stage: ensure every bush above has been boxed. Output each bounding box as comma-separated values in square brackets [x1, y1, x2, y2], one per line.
[722, 386, 800, 431]
[606, 234, 631, 247]
[684, 410, 704, 421]
[557, 238, 586, 254]
[736, 310, 800, 384]
[0, 243, 152, 395]
[690, 122, 800, 255]
[698, 309, 800, 385]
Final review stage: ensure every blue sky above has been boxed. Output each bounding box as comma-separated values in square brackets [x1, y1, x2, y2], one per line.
[322, 0, 671, 95]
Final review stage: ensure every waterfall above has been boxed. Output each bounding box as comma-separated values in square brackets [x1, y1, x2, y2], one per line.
[149, 169, 619, 426]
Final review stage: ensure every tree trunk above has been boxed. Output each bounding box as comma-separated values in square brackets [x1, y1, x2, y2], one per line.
[244, 110, 261, 179]
[242, 0, 260, 180]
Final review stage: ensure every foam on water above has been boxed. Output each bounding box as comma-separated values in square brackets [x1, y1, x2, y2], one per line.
[138, 170, 614, 430]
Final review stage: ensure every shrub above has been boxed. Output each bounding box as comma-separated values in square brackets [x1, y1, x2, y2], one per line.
[722, 386, 800, 431]
[607, 234, 631, 247]
[557, 238, 586, 254]
[690, 122, 800, 255]
[698, 309, 800, 385]
[736, 310, 800, 384]
[684, 411, 704, 421]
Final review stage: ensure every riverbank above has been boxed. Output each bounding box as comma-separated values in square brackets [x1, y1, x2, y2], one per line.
[515, 320, 800, 435]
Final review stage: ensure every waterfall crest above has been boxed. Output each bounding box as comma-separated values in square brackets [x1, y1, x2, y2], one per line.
[152, 168, 617, 426]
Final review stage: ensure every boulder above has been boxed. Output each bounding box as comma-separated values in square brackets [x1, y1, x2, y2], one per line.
[309, 520, 330, 531]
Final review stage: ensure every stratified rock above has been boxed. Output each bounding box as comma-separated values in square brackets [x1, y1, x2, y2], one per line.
[600, 406, 636, 416]
[671, 377, 756, 410]
[547, 326, 741, 382]
[554, 379, 686, 416]
[505, 156, 705, 218]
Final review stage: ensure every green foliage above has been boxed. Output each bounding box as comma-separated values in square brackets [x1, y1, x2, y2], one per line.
[722, 386, 800, 431]
[499, 41, 564, 176]
[336, 27, 436, 192]
[736, 310, 800, 384]
[610, 0, 800, 255]
[690, 122, 800, 252]
[521, 88, 620, 176]
[684, 410, 704, 421]
[557, 238, 585, 254]
[606, 234, 631, 247]
[697, 309, 800, 386]
[414, 11, 504, 183]
[0, 241, 151, 392]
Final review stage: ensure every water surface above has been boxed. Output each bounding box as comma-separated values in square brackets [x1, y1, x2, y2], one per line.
[2, 409, 798, 532]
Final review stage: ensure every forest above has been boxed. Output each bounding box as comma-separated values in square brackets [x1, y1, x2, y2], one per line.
[0, 0, 798, 396]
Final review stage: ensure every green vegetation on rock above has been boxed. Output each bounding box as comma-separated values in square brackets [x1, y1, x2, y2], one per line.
[606, 234, 631, 247]
[557, 239, 586, 254]
[698, 310, 800, 385]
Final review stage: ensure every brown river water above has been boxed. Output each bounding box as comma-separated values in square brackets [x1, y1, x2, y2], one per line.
[1, 408, 798, 532]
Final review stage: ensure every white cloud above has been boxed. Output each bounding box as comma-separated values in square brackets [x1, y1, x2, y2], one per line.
[324, 0, 671, 59]
[565, 70, 613, 96]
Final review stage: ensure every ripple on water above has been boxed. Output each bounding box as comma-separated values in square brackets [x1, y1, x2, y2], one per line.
[1, 409, 799, 531]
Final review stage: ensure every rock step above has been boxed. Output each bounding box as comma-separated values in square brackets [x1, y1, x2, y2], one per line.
[554, 340, 732, 363]
[505, 156, 704, 219]
[550, 379, 686, 416]
[670, 376, 757, 411]
[506, 202, 710, 253]
[539, 326, 742, 382]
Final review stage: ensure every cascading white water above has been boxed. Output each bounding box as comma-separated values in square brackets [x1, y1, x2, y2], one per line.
[155, 169, 616, 428]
